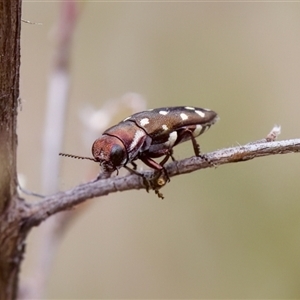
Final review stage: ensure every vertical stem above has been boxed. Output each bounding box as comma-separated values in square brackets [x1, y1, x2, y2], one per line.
[0, 0, 23, 299]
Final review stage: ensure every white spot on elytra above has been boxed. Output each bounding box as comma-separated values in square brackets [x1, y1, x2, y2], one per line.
[159, 110, 168, 115]
[162, 124, 168, 130]
[180, 113, 188, 120]
[129, 130, 145, 151]
[140, 118, 149, 126]
[193, 124, 203, 137]
[185, 106, 195, 110]
[195, 110, 205, 118]
[164, 131, 177, 147]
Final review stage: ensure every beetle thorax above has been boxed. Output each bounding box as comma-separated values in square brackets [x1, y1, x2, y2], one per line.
[91, 135, 127, 172]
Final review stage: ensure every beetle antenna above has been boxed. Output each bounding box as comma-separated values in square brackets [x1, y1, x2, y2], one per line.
[59, 152, 96, 162]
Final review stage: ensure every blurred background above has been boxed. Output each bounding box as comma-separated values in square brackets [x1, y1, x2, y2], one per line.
[20, 2, 300, 299]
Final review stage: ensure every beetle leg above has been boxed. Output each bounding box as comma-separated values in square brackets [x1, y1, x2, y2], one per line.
[159, 153, 171, 166]
[124, 165, 143, 177]
[178, 129, 200, 156]
[159, 148, 174, 166]
[177, 128, 211, 162]
[169, 149, 176, 161]
[139, 155, 170, 182]
[181, 129, 212, 162]
[190, 134, 201, 156]
[131, 161, 137, 170]
[159, 155, 169, 166]
[124, 164, 167, 197]
[124, 165, 152, 193]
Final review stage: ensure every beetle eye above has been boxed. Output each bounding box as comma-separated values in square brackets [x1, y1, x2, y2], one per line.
[110, 144, 126, 167]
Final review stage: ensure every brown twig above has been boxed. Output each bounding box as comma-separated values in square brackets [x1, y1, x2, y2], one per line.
[21, 136, 300, 229]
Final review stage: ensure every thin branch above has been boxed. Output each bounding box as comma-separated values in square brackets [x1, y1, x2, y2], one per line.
[22, 137, 300, 229]
[41, 1, 79, 194]
[18, 2, 80, 300]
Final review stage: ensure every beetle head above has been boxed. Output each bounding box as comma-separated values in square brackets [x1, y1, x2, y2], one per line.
[92, 135, 127, 172]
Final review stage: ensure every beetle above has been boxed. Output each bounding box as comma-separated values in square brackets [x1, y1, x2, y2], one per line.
[59, 106, 218, 179]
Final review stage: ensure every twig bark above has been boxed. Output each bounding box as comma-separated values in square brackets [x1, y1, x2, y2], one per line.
[22, 137, 300, 229]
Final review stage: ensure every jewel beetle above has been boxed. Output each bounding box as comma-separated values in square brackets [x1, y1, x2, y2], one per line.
[60, 106, 218, 177]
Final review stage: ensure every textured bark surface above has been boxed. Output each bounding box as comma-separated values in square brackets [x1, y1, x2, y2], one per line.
[0, 1, 24, 299]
